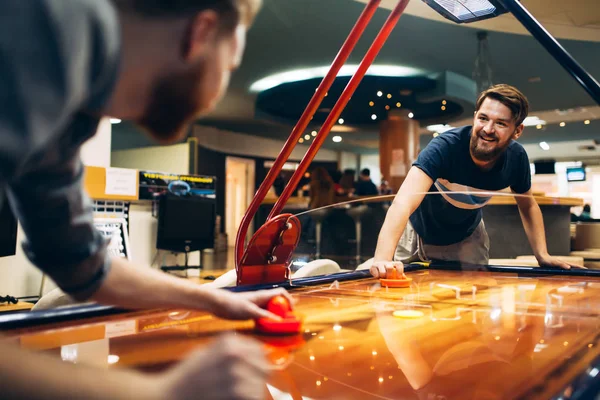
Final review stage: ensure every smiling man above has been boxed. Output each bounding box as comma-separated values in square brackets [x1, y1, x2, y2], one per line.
[371, 84, 582, 278]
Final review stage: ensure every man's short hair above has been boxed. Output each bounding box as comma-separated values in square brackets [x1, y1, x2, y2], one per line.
[118, 0, 262, 29]
[360, 168, 370, 177]
[475, 84, 529, 126]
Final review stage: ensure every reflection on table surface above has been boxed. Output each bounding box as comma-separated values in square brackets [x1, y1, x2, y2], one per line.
[7, 269, 600, 400]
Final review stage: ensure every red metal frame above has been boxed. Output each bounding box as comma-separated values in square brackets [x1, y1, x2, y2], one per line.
[235, 0, 411, 286]
[235, 0, 382, 267]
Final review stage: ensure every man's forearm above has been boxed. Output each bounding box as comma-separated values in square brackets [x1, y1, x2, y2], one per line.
[91, 257, 221, 311]
[374, 203, 411, 261]
[518, 200, 549, 259]
[0, 340, 161, 400]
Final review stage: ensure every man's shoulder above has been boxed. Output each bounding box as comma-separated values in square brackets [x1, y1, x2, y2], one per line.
[506, 139, 529, 161]
[438, 125, 473, 140]
[429, 125, 471, 147]
[2, 0, 120, 106]
[421, 126, 471, 158]
[507, 139, 526, 152]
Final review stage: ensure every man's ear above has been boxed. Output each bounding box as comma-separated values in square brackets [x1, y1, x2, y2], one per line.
[182, 10, 219, 62]
[513, 123, 524, 140]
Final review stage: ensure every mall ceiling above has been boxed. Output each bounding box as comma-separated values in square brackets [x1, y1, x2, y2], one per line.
[113, 0, 600, 157]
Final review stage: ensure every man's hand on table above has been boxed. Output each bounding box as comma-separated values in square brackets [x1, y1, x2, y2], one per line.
[370, 260, 405, 278]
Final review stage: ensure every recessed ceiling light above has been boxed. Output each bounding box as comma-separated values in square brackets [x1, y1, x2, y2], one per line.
[338, 118, 344, 125]
[107, 355, 120, 365]
[441, 106, 446, 111]
[369, 101, 374, 106]
[385, 105, 390, 110]
[311, 130, 317, 136]
[408, 112, 414, 119]
[427, 124, 454, 133]
[299, 138, 304, 143]
[371, 114, 377, 120]
[396, 102, 401, 108]
[584, 120, 591, 125]
[539, 141, 550, 151]
[442, 100, 447, 105]
[523, 116, 546, 127]
[377, 91, 383, 97]
[560, 122, 566, 127]
[332, 136, 342, 143]
[110, 118, 121, 124]
[387, 94, 392, 99]
[304, 134, 310, 140]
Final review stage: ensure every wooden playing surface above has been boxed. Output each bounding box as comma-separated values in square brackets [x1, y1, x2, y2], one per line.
[5, 269, 600, 399]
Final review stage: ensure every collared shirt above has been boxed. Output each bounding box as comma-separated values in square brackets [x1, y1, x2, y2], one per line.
[0, 0, 120, 300]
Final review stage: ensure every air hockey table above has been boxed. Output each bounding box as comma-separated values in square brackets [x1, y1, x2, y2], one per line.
[3, 0, 600, 399]
[3, 263, 600, 400]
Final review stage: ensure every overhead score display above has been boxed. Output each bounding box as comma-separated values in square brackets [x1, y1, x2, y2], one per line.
[138, 171, 216, 200]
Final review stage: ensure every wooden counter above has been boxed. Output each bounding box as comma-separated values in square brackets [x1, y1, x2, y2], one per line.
[261, 194, 583, 207]
[488, 195, 583, 207]
[257, 194, 582, 260]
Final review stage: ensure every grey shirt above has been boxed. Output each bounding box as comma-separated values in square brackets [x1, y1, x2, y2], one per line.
[0, 0, 120, 300]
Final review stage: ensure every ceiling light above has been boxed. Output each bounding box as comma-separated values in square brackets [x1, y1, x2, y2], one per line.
[539, 141, 550, 151]
[311, 130, 317, 136]
[377, 91, 383, 97]
[442, 100, 447, 105]
[385, 105, 390, 110]
[441, 106, 446, 111]
[332, 136, 342, 143]
[369, 101, 374, 106]
[299, 138, 304, 143]
[107, 355, 120, 365]
[523, 116, 546, 127]
[338, 118, 344, 124]
[387, 94, 392, 99]
[560, 122, 566, 127]
[427, 124, 454, 133]
[110, 118, 121, 124]
[250, 65, 423, 92]
[421, 0, 507, 24]
[408, 112, 414, 119]
[371, 114, 378, 120]
[584, 120, 591, 125]
[304, 134, 311, 140]
[396, 102, 401, 108]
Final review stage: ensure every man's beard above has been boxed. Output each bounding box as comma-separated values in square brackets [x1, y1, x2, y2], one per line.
[136, 63, 207, 144]
[470, 129, 512, 162]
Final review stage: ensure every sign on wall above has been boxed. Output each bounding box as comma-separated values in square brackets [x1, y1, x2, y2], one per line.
[138, 171, 216, 200]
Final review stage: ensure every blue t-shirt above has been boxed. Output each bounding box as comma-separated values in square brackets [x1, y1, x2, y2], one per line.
[410, 126, 531, 246]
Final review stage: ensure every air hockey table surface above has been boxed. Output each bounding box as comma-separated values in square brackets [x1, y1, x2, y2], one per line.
[3, 264, 600, 400]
